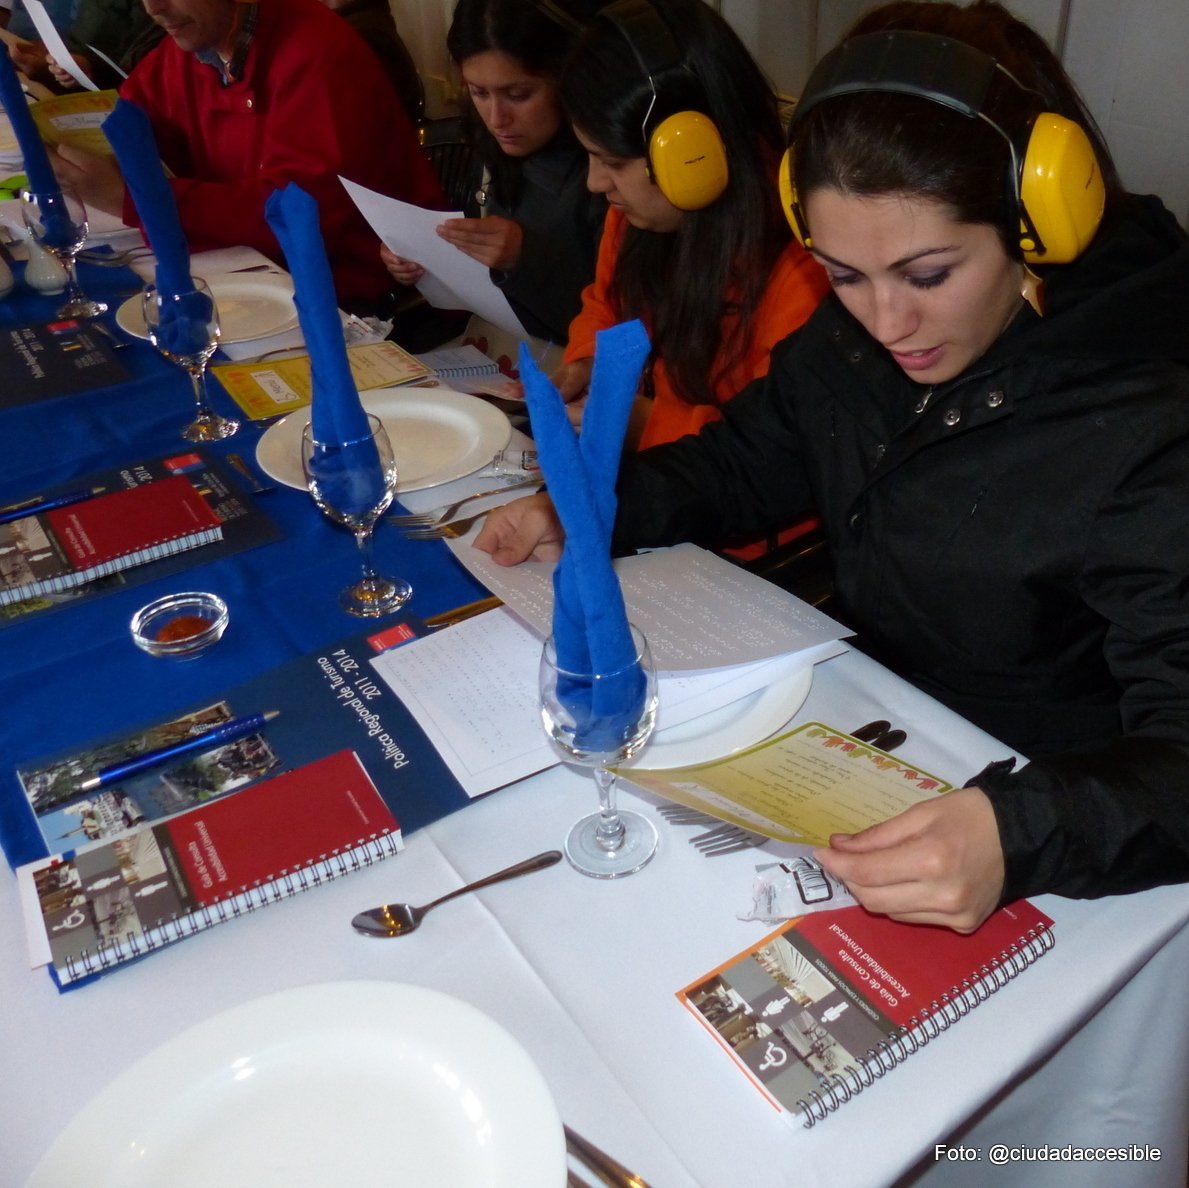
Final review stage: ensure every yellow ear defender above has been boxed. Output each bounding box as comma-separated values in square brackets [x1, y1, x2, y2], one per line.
[648, 110, 729, 211]
[782, 31, 1105, 264]
[1016, 112, 1104, 263]
[778, 143, 808, 247]
[601, 0, 729, 211]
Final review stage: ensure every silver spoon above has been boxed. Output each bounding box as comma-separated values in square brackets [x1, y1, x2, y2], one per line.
[352, 850, 562, 937]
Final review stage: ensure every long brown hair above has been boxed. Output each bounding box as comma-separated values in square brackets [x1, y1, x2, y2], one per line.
[560, 0, 790, 406]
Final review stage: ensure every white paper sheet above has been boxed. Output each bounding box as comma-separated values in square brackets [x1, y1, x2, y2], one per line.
[445, 536, 851, 670]
[371, 606, 841, 798]
[82, 42, 127, 81]
[24, 0, 98, 91]
[340, 176, 527, 340]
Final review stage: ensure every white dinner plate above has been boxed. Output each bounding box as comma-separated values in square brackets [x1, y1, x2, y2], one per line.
[629, 663, 814, 770]
[256, 385, 513, 492]
[27, 981, 566, 1188]
[115, 273, 299, 344]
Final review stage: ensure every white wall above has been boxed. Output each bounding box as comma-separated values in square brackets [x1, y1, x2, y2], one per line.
[393, 0, 1188, 226]
[390, 0, 460, 115]
[722, 0, 1189, 227]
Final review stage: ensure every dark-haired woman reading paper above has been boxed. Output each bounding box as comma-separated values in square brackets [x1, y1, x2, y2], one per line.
[381, 0, 604, 344]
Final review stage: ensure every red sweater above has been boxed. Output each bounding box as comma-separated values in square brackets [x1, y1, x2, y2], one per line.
[121, 0, 444, 305]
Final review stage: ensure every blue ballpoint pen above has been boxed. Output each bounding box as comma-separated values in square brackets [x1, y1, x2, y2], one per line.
[0, 485, 104, 525]
[76, 710, 280, 793]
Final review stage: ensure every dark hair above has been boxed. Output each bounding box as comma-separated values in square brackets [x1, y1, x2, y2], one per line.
[560, 0, 789, 407]
[792, 1, 1125, 258]
[446, 0, 584, 204]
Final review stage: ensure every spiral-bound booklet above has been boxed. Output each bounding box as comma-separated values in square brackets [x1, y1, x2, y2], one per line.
[678, 899, 1054, 1126]
[17, 749, 401, 990]
[0, 475, 223, 608]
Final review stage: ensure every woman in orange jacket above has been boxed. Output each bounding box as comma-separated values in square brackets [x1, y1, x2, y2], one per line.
[554, 0, 828, 453]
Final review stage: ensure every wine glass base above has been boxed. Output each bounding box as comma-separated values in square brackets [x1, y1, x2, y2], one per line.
[340, 576, 413, 619]
[57, 296, 108, 318]
[182, 414, 240, 442]
[564, 809, 658, 879]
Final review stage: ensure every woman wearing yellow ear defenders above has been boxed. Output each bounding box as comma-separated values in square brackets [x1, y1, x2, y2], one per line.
[478, 0, 1189, 931]
[552, 0, 828, 455]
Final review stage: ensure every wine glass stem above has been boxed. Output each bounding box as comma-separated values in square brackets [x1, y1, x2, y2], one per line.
[592, 766, 626, 852]
[188, 367, 212, 419]
[354, 525, 380, 587]
[62, 253, 85, 305]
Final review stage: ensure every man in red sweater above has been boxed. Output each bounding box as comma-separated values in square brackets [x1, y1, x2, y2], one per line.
[55, 0, 444, 308]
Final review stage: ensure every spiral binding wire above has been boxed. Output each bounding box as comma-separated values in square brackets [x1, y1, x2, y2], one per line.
[61, 831, 401, 984]
[795, 924, 1055, 1127]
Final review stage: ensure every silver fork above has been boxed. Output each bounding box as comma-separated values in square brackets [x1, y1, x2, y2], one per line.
[690, 822, 767, 854]
[77, 246, 153, 267]
[387, 476, 540, 528]
[692, 829, 768, 856]
[657, 805, 767, 856]
[399, 509, 490, 540]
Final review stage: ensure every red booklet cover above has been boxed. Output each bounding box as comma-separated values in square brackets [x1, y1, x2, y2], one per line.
[18, 750, 402, 988]
[0, 475, 223, 606]
[678, 900, 1054, 1126]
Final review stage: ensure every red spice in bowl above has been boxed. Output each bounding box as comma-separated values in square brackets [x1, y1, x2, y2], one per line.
[155, 614, 217, 643]
[131, 592, 229, 658]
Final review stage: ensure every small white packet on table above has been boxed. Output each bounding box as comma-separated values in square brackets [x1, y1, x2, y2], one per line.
[739, 852, 859, 921]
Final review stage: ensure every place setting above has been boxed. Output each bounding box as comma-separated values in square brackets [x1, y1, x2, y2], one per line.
[254, 382, 513, 493]
[114, 270, 299, 345]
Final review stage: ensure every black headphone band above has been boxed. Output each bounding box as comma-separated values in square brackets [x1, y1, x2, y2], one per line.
[788, 31, 1049, 251]
[601, 0, 682, 80]
[790, 32, 1043, 147]
[534, 0, 585, 37]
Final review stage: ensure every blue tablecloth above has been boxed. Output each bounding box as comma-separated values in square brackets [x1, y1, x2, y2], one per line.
[0, 261, 487, 865]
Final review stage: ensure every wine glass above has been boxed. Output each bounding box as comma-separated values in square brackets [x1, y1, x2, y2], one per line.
[142, 276, 239, 442]
[20, 186, 107, 318]
[540, 625, 659, 878]
[301, 415, 412, 618]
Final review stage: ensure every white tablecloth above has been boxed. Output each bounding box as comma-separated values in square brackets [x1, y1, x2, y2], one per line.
[3, 648, 1187, 1187]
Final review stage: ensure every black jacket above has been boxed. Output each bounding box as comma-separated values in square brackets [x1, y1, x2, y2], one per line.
[615, 195, 1189, 903]
[480, 135, 605, 345]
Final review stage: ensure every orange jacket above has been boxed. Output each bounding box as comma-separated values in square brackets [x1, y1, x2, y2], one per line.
[563, 207, 829, 448]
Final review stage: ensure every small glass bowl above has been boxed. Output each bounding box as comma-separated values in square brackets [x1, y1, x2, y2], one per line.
[130, 592, 229, 659]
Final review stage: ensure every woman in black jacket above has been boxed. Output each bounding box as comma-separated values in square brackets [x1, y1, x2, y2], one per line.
[476, 1, 1189, 931]
[381, 0, 604, 344]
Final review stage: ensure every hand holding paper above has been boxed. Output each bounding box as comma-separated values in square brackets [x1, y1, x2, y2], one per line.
[341, 176, 527, 340]
[23, 0, 98, 91]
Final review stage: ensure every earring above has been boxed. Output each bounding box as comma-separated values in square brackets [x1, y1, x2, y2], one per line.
[1020, 265, 1045, 318]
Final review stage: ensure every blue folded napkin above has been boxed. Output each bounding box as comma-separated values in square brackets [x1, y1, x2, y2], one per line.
[265, 183, 382, 515]
[101, 98, 191, 299]
[0, 49, 74, 246]
[519, 320, 651, 748]
[0, 49, 57, 198]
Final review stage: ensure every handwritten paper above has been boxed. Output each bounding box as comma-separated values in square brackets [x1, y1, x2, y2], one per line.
[445, 538, 851, 671]
[371, 608, 840, 797]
